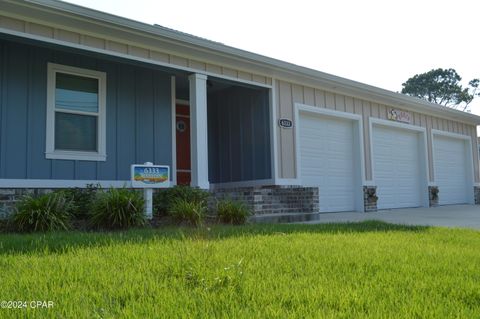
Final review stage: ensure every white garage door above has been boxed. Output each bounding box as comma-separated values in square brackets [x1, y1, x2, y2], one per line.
[299, 113, 355, 212]
[372, 125, 422, 209]
[433, 135, 469, 205]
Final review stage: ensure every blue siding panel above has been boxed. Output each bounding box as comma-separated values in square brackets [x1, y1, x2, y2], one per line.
[135, 68, 155, 164]
[75, 161, 97, 180]
[207, 86, 271, 183]
[28, 50, 51, 179]
[207, 94, 219, 182]
[96, 60, 117, 180]
[0, 38, 172, 181]
[116, 64, 140, 180]
[153, 74, 172, 170]
[52, 160, 75, 180]
[242, 98, 254, 180]
[5, 43, 28, 178]
[0, 42, 7, 178]
[254, 91, 271, 178]
[230, 93, 242, 181]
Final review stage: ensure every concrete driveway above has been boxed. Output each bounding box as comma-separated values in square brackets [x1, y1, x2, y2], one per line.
[302, 205, 480, 229]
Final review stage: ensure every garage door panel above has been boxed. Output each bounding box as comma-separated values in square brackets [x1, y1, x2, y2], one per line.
[300, 114, 356, 212]
[433, 135, 469, 205]
[373, 125, 423, 209]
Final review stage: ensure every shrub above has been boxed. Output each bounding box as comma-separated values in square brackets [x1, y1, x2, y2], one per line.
[56, 184, 99, 218]
[90, 188, 145, 229]
[216, 199, 251, 224]
[169, 199, 206, 226]
[154, 186, 209, 216]
[10, 192, 75, 232]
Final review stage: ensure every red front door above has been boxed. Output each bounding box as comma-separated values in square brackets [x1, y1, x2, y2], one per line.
[176, 104, 191, 185]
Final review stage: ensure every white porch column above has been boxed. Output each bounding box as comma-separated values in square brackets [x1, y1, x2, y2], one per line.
[188, 73, 209, 189]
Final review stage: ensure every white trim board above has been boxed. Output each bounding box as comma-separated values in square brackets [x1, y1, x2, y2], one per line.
[170, 76, 177, 185]
[188, 73, 209, 189]
[369, 117, 430, 208]
[431, 129, 473, 141]
[294, 103, 366, 212]
[269, 78, 279, 184]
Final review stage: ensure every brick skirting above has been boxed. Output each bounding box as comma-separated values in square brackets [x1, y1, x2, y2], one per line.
[0, 185, 320, 218]
[211, 185, 319, 215]
[0, 188, 55, 218]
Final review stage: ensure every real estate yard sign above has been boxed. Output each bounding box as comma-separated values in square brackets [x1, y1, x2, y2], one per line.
[131, 163, 170, 220]
[131, 164, 170, 188]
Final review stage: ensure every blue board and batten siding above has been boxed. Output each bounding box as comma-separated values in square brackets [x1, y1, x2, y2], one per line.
[208, 86, 271, 183]
[0, 39, 172, 181]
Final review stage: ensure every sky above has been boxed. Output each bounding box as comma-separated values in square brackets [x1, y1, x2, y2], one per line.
[66, 0, 480, 114]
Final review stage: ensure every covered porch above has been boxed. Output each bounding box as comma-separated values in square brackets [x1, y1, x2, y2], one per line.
[174, 74, 273, 189]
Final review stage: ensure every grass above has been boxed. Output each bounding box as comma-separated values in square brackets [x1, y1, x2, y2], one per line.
[1, 221, 480, 318]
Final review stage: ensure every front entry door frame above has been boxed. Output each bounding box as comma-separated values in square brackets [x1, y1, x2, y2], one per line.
[175, 99, 191, 185]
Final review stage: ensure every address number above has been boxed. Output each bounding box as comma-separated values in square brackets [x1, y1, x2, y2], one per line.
[278, 118, 293, 128]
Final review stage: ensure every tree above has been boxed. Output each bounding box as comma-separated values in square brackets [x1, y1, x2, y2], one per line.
[401, 68, 479, 111]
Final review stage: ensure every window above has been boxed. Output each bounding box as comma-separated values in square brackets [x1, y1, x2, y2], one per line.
[46, 63, 106, 161]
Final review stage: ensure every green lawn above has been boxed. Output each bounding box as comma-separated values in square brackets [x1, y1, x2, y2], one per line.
[1, 221, 480, 318]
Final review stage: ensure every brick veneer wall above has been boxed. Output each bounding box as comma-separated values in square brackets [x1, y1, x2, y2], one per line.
[211, 185, 319, 215]
[0, 188, 55, 218]
[0, 185, 320, 218]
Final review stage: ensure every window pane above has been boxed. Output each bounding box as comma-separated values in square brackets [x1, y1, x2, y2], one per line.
[55, 112, 97, 151]
[55, 72, 99, 113]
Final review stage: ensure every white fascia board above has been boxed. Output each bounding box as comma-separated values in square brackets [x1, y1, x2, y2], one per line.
[8, 0, 480, 125]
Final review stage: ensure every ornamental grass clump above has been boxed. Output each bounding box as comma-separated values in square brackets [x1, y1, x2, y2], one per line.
[168, 198, 206, 226]
[89, 188, 145, 229]
[153, 185, 209, 216]
[11, 192, 75, 232]
[57, 184, 99, 219]
[216, 199, 251, 225]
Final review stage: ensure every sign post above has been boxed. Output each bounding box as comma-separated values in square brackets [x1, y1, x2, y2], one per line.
[143, 162, 154, 219]
[131, 162, 170, 219]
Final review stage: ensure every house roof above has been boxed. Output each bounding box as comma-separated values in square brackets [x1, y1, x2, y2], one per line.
[4, 0, 480, 125]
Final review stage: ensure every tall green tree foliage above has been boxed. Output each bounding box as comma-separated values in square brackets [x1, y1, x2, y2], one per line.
[401, 68, 479, 111]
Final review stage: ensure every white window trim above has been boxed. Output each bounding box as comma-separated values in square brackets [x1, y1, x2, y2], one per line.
[46, 63, 107, 161]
